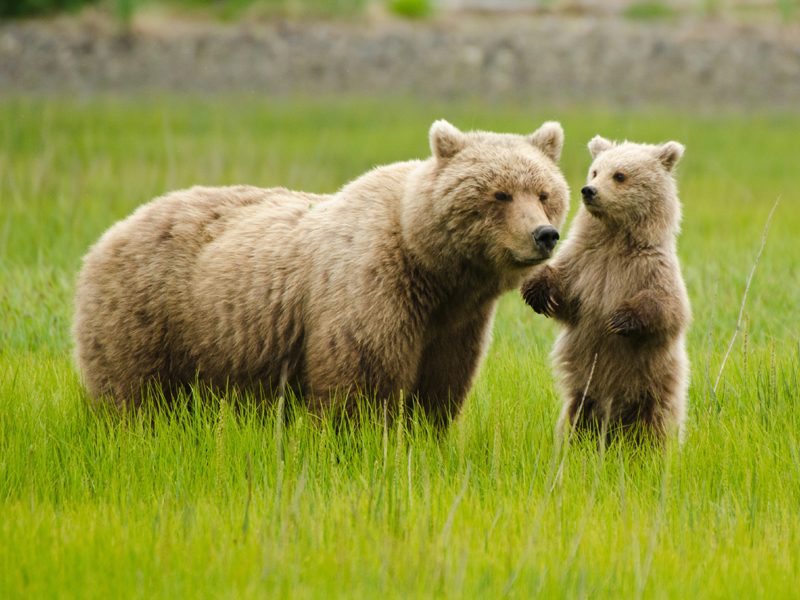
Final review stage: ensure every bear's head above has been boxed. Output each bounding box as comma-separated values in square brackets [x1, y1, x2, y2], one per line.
[581, 136, 684, 237]
[409, 119, 569, 283]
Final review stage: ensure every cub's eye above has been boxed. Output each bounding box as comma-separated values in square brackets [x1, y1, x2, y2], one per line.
[494, 191, 512, 202]
[592, 170, 597, 178]
[539, 192, 549, 202]
[613, 172, 626, 183]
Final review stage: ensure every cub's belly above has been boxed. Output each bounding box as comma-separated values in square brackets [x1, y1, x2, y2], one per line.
[553, 326, 672, 398]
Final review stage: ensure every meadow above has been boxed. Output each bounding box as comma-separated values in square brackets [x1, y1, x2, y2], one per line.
[1, 97, 799, 598]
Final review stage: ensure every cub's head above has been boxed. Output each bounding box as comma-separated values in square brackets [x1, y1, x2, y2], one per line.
[581, 136, 684, 234]
[418, 119, 569, 278]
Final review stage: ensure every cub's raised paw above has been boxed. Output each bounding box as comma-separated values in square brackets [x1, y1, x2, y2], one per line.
[521, 272, 559, 317]
[607, 306, 645, 336]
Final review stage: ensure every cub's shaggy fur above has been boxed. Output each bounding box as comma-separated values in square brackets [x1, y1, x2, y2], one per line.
[522, 136, 691, 442]
[73, 120, 569, 425]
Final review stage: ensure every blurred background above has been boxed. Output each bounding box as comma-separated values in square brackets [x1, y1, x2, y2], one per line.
[1, 0, 798, 106]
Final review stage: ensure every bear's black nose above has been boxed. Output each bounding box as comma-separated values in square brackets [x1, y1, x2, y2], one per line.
[533, 225, 559, 254]
[581, 186, 597, 200]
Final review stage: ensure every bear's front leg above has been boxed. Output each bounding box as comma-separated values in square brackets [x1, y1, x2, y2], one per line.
[606, 304, 648, 337]
[521, 266, 561, 316]
[414, 306, 495, 428]
[521, 266, 577, 323]
[607, 289, 679, 338]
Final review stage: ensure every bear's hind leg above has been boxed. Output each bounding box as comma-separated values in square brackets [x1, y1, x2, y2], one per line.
[557, 391, 604, 441]
[608, 392, 671, 446]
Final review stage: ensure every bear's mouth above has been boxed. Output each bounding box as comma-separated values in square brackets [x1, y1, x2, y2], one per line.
[510, 254, 548, 267]
[583, 198, 604, 216]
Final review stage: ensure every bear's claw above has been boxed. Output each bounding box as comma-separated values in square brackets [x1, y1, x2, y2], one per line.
[546, 296, 560, 316]
[607, 307, 645, 336]
[522, 276, 555, 317]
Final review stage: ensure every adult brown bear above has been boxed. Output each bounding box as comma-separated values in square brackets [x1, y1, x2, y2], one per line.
[74, 120, 569, 426]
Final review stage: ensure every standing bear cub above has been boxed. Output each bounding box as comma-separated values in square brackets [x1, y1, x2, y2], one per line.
[521, 136, 690, 442]
[74, 119, 569, 426]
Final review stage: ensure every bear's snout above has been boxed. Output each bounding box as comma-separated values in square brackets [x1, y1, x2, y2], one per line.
[533, 225, 560, 255]
[581, 186, 598, 203]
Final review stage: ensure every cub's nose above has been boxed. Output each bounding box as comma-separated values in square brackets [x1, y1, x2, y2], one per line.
[533, 225, 559, 254]
[581, 185, 597, 200]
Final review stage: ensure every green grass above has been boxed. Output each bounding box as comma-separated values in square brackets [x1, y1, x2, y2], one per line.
[1, 97, 799, 598]
[623, 1, 677, 21]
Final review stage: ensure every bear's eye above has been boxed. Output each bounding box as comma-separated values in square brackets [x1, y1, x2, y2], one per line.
[591, 170, 597, 178]
[494, 191, 512, 202]
[613, 172, 626, 183]
[539, 192, 549, 203]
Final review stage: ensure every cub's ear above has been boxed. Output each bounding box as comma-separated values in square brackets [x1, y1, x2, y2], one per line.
[654, 141, 685, 172]
[588, 135, 614, 159]
[429, 119, 466, 161]
[528, 121, 564, 163]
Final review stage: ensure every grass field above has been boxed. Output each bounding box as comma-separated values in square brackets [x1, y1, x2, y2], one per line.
[1, 97, 799, 598]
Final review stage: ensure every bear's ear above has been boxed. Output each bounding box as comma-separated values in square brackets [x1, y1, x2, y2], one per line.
[429, 119, 466, 161]
[654, 141, 685, 172]
[528, 121, 564, 162]
[588, 135, 614, 159]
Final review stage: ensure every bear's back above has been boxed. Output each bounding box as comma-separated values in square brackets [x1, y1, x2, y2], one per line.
[73, 185, 325, 403]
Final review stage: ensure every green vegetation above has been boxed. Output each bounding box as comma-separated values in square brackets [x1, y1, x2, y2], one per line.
[623, 1, 676, 21]
[388, 0, 432, 19]
[0, 0, 428, 20]
[777, 0, 798, 22]
[0, 0, 370, 20]
[3, 0, 798, 22]
[0, 0, 95, 18]
[154, 0, 370, 19]
[1, 97, 799, 597]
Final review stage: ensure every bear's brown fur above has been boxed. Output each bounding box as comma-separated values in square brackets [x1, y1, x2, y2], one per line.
[73, 119, 569, 425]
[521, 136, 691, 442]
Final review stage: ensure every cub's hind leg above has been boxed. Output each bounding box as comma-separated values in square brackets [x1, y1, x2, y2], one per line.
[557, 390, 605, 441]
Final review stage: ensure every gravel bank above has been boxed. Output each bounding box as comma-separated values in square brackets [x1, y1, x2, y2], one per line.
[1, 14, 799, 107]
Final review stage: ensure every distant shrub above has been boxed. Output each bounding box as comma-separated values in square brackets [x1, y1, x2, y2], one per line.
[112, 0, 134, 26]
[777, 0, 797, 22]
[623, 1, 676, 20]
[388, 0, 432, 19]
[0, 0, 371, 20]
[165, 0, 369, 20]
[0, 0, 97, 18]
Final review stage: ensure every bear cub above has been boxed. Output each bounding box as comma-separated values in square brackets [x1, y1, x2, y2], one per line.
[522, 135, 691, 443]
